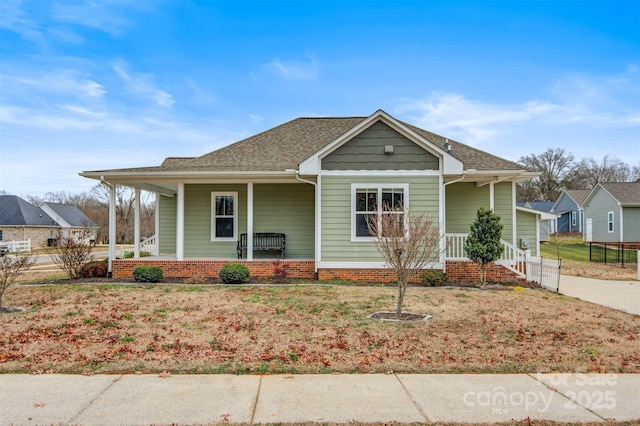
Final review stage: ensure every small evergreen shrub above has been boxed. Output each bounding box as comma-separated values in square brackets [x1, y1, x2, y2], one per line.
[219, 263, 250, 284]
[420, 269, 448, 287]
[133, 265, 164, 283]
[124, 251, 152, 259]
[80, 259, 108, 278]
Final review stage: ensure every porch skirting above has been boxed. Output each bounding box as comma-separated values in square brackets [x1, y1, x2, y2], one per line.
[112, 259, 525, 284]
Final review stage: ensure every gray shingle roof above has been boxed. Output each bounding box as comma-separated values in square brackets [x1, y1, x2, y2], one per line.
[565, 189, 591, 206]
[43, 202, 97, 227]
[0, 195, 58, 226]
[84, 115, 524, 174]
[600, 182, 640, 205]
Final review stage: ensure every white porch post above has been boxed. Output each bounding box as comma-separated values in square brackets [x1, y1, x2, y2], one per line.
[176, 183, 185, 260]
[489, 181, 495, 210]
[512, 181, 517, 246]
[134, 188, 141, 258]
[439, 174, 446, 272]
[154, 192, 160, 255]
[108, 183, 116, 277]
[247, 182, 253, 260]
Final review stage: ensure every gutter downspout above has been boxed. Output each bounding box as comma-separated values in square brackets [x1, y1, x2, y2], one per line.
[295, 172, 318, 280]
[442, 174, 466, 273]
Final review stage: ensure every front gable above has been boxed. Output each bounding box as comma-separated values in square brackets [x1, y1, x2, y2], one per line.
[321, 121, 439, 171]
[299, 109, 463, 175]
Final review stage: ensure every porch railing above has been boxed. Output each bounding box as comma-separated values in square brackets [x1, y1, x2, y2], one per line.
[140, 235, 157, 255]
[444, 233, 526, 277]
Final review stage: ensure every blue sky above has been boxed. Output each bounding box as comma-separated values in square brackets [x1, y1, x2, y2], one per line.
[1, 0, 639, 197]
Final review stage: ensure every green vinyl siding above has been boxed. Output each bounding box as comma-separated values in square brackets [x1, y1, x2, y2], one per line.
[445, 182, 513, 241]
[445, 183, 489, 233]
[584, 188, 619, 242]
[494, 182, 513, 243]
[158, 195, 176, 255]
[623, 207, 640, 242]
[516, 210, 538, 256]
[322, 121, 439, 171]
[184, 184, 247, 258]
[320, 175, 440, 262]
[253, 183, 315, 259]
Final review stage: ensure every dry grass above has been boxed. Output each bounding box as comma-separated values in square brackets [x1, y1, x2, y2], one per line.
[1, 284, 638, 375]
[560, 260, 638, 281]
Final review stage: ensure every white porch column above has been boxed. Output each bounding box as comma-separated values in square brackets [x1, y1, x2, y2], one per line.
[134, 188, 141, 258]
[247, 182, 253, 260]
[489, 181, 495, 210]
[154, 192, 160, 255]
[108, 183, 116, 277]
[512, 181, 517, 246]
[176, 182, 185, 260]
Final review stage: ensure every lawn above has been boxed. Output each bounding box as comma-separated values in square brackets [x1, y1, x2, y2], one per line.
[1, 284, 638, 375]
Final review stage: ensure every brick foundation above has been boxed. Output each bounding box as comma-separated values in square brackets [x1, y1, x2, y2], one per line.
[111, 258, 524, 284]
[111, 259, 315, 280]
[445, 260, 525, 284]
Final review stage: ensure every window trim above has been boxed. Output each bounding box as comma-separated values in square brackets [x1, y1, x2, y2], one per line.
[607, 211, 614, 233]
[211, 192, 238, 242]
[571, 211, 576, 227]
[350, 183, 409, 242]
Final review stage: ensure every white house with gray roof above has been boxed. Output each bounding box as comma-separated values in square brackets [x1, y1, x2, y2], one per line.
[81, 109, 541, 282]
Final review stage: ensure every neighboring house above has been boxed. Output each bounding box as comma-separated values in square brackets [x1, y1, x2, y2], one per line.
[582, 182, 640, 243]
[551, 189, 590, 235]
[517, 201, 556, 241]
[80, 109, 539, 282]
[0, 195, 98, 248]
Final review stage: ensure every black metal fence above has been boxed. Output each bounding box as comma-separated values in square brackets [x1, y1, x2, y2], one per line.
[589, 242, 639, 267]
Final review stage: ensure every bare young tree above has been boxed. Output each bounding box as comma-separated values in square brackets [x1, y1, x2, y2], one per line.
[46, 229, 95, 279]
[367, 207, 443, 318]
[0, 253, 36, 311]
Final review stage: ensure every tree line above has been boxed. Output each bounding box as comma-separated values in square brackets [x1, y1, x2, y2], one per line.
[21, 185, 155, 245]
[516, 148, 639, 202]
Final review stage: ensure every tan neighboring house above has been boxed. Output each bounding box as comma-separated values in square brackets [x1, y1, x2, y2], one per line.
[0, 195, 97, 249]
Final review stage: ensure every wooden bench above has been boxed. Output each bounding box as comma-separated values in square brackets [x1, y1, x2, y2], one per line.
[237, 233, 285, 259]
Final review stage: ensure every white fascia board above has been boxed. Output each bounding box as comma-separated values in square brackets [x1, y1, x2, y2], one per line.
[516, 206, 558, 221]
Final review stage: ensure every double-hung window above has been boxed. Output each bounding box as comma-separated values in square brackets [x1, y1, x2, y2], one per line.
[212, 192, 237, 241]
[607, 211, 614, 233]
[352, 184, 408, 241]
[571, 211, 576, 227]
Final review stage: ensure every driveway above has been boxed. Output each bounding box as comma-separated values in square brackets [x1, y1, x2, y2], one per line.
[559, 275, 640, 315]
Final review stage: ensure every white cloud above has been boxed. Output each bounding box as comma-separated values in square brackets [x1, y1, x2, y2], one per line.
[266, 56, 319, 80]
[396, 70, 640, 145]
[113, 62, 175, 107]
[3, 71, 106, 98]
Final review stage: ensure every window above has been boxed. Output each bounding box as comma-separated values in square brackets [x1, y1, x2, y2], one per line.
[211, 192, 237, 241]
[352, 184, 408, 240]
[0, 230, 3, 241]
[607, 211, 614, 233]
[571, 211, 576, 227]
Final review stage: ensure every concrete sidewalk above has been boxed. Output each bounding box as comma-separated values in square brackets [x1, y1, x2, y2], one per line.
[1, 373, 638, 425]
[559, 275, 640, 315]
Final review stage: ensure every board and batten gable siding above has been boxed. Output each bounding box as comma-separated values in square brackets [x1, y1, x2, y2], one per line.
[321, 121, 439, 171]
[584, 188, 620, 242]
[516, 210, 538, 256]
[158, 195, 176, 255]
[320, 175, 440, 262]
[622, 207, 640, 242]
[253, 183, 315, 259]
